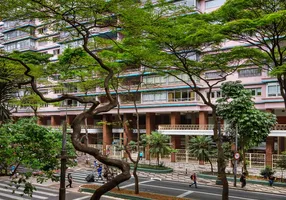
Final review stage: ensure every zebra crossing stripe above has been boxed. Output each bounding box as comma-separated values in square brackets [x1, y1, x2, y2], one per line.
[4, 181, 62, 193]
[73, 196, 91, 200]
[0, 183, 58, 196]
[0, 187, 48, 199]
[0, 192, 30, 200]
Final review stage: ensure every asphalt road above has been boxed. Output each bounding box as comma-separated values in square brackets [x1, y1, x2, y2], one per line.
[0, 169, 285, 200]
[116, 177, 286, 200]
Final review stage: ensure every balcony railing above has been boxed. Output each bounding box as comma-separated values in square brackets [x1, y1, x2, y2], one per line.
[158, 124, 286, 131]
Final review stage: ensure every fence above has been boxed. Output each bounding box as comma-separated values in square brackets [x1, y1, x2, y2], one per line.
[80, 146, 283, 169]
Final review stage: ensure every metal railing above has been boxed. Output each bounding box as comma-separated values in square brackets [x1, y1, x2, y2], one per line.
[158, 124, 286, 130]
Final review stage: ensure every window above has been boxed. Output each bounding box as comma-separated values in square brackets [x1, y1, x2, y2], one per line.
[142, 92, 167, 102]
[53, 49, 60, 55]
[248, 88, 262, 96]
[168, 90, 196, 102]
[38, 27, 47, 34]
[267, 83, 281, 97]
[238, 68, 261, 77]
[206, 0, 226, 9]
[205, 71, 226, 80]
[38, 40, 48, 46]
[207, 91, 222, 99]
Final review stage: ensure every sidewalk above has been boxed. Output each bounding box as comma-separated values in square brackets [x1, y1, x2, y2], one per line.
[76, 156, 286, 196]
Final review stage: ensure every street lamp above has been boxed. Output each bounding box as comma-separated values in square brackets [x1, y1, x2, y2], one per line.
[234, 124, 238, 187]
[59, 103, 69, 200]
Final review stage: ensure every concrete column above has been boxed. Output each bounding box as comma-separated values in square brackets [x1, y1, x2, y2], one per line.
[171, 112, 181, 162]
[146, 113, 155, 160]
[51, 116, 57, 126]
[37, 117, 42, 125]
[185, 135, 190, 163]
[103, 114, 113, 155]
[123, 113, 133, 146]
[199, 111, 208, 129]
[266, 137, 274, 168]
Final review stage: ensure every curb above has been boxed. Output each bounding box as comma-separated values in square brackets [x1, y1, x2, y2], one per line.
[79, 187, 152, 200]
[198, 174, 286, 188]
[130, 167, 173, 173]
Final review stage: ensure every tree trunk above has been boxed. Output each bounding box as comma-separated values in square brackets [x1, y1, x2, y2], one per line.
[133, 162, 139, 194]
[209, 158, 214, 173]
[241, 145, 248, 175]
[70, 108, 131, 200]
[157, 153, 160, 166]
[212, 111, 229, 200]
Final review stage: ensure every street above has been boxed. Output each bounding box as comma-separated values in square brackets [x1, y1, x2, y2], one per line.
[0, 169, 285, 200]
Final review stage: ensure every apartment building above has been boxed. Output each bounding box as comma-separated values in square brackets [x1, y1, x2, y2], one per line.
[1, 0, 285, 167]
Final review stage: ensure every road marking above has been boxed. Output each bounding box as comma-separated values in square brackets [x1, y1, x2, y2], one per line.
[0, 187, 48, 199]
[0, 192, 30, 200]
[121, 180, 154, 189]
[141, 184, 260, 200]
[0, 183, 58, 196]
[73, 196, 91, 200]
[177, 191, 194, 197]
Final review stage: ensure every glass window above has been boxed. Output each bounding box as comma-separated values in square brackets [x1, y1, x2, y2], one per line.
[238, 68, 261, 77]
[267, 84, 281, 97]
[206, 0, 226, 9]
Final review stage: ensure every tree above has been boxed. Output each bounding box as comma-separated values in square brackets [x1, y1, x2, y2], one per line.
[143, 131, 175, 166]
[217, 81, 277, 174]
[0, 1, 146, 199]
[189, 136, 216, 173]
[0, 118, 76, 196]
[119, 4, 258, 199]
[214, 0, 286, 108]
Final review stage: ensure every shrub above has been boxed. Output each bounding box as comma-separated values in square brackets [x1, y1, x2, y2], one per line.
[260, 166, 275, 178]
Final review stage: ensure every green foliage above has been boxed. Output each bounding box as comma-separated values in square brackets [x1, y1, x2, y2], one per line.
[0, 118, 76, 175]
[189, 136, 216, 161]
[277, 151, 286, 171]
[217, 81, 277, 149]
[143, 132, 175, 166]
[260, 166, 276, 179]
[214, 0, 286, 106]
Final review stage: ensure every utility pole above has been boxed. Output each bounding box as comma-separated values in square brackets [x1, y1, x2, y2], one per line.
[234, 124, 238, 187]
[59, 120, 67, 200]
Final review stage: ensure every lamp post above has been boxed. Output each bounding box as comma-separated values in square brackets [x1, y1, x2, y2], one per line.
[215, 118, 223, 185]
[234, 124, 238, 187]
[59, 120, 67, 200]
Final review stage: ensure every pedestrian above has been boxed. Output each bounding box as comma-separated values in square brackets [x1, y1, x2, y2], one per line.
[10, 165, 15, 179]
[189, 173, 197, 188]
[96, 164, 103, 181]
[94, 160, 98, 169]
[66, 173, 73, 188]
[139, 152, 143, 160]
[240, 172, 246, 188]
[269, 175, 275, 186]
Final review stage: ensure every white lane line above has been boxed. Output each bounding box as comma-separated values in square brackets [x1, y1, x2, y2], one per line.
[0, 183, 58, 196]
[0, 192, 30, 200]
[177, 191, 194, 197]
[121, 180, 154, 189]
[142, 184, 259, 200]
[73, 196, 91, 200]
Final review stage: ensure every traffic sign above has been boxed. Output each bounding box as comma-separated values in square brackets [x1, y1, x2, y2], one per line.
[234, 152, 240, 160]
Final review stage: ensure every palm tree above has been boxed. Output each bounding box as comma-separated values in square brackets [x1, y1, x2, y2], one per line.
[147, 131, 174, 166]
[189, 136, 216, 173]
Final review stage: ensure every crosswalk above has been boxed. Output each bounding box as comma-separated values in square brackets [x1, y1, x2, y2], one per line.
[69, 170, 105, 184]
[0, 180, 60, 200]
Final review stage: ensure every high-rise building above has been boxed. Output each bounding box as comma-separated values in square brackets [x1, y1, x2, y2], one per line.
[1, 0, 285, 168]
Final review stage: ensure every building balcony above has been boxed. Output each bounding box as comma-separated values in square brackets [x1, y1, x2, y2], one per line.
[3, 20, 36, 31]
[158, 124, 286, 137]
